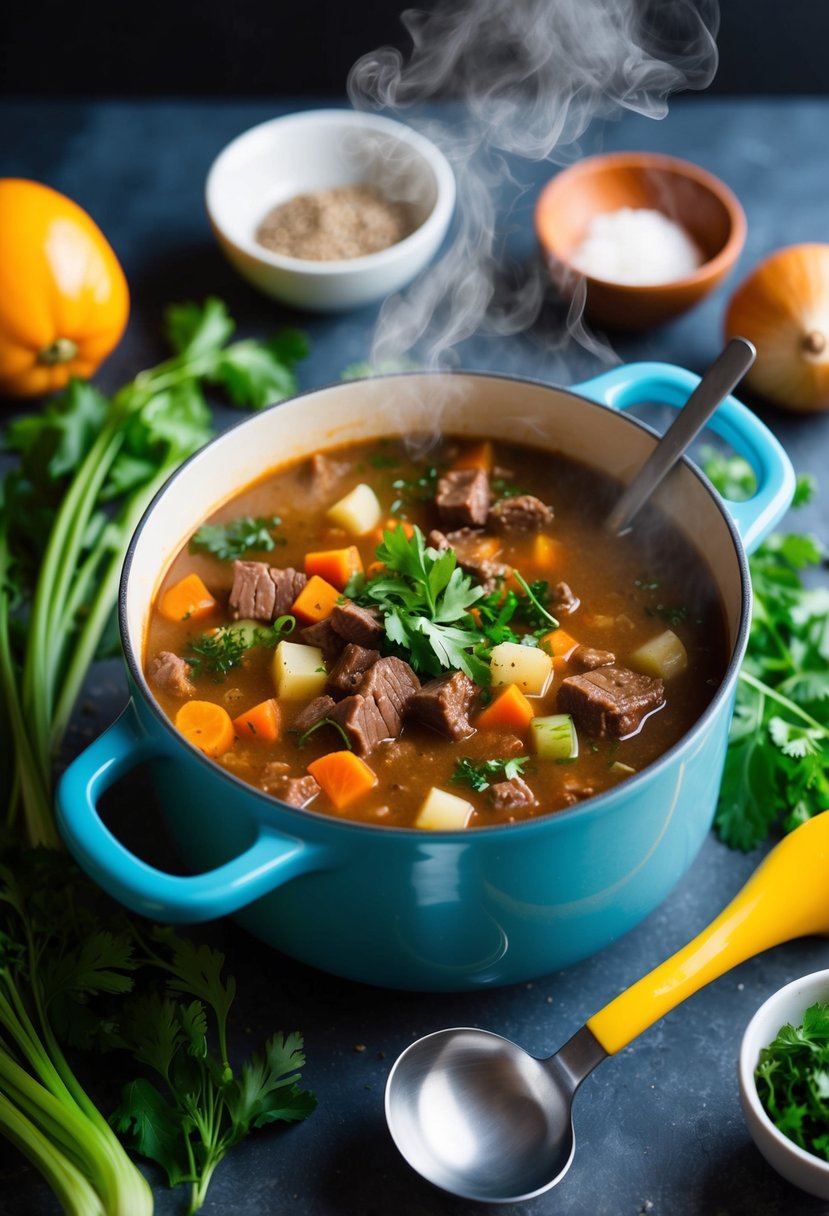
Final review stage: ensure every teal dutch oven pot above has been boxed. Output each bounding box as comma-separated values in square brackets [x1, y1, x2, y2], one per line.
[56, 366, 794, 991]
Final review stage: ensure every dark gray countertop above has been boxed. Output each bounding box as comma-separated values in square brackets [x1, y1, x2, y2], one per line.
[1, 96, 829, 1216]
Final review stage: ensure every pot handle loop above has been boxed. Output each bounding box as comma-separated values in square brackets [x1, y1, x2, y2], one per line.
[56, 704, 329, 922]
[572, 361, 796, 553]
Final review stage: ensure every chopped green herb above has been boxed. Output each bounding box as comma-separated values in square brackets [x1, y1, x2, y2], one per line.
[190, 514, 284, 561]
[755, 1001, 829, 1163]
[186, 616, 294, 681]
[647, 604, 689, 626]
[512, 574, 559, 630]
[353, 525, 490, 683]
[389, 466, 441, 516]
[634, 577, 661, 591]
[295, 717, 353, 750]
[490, 476, 524, 498]
[451, 756, 529, 792]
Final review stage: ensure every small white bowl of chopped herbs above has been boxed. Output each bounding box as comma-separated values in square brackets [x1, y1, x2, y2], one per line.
[739, 969, 829, 1199]
[205, 108, 456, 312]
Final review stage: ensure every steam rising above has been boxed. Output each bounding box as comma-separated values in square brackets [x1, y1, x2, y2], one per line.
[348, 0, 719, 368]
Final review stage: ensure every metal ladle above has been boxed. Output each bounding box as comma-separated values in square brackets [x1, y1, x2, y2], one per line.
[385, 811, 829, 1204]
[605, 335, 755, 534]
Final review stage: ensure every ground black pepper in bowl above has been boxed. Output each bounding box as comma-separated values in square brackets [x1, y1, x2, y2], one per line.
[256, 185, 417, 261]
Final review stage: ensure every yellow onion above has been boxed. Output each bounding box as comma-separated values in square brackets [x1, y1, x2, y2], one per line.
[725, 243, 829, 412]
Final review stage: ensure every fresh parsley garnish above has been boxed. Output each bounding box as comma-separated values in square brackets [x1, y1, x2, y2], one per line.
[755, 1001, 829, 1162]
[190, 515, 284, 561]
[389, 466, 441, 516]
[295, 717, 352, 750]
[703, 457, 829, 851]
[451, 756, 530, 792]
[186, 616, 294, 681]
[647, 603, 689, 626]
[353, 526, 489, 683]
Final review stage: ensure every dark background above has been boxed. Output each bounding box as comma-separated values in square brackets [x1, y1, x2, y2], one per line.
[1, 0, 828, 96]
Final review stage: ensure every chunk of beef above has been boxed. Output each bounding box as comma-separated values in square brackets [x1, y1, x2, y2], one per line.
[147, 651, 194, 698]
[304, 452, 350, 498]
[571, 645, 616, 670]
[356, 657, 421, 735]
[262, 770, 320, 807]
[326, 644, 380, 699]
[329, 657, 420, 754]
[435, 468, 490, 528]
[407, 671, 476, 740]
[329, 694, 394, 756]
[489, 776, 538, 812]
[550, 580, 580, 616]
[300, 618, 347, 664]
[229, 561, 307, 622]
[290, 695, 337, 734]
[428, 527, 508, 591]
[330, 600, 385, 648]
[562, 780, 597, 806]
[557, 666, 664, 739]
[489, 494, 553, 533]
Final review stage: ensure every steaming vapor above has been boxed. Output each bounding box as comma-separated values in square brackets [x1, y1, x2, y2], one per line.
[348, 0, 720, 369]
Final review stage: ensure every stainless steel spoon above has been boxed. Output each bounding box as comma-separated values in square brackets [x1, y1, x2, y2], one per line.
[605, 335, 756, 534]
[385, 811, 829, 1204]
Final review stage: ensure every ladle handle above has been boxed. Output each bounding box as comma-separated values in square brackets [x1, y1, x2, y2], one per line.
[587, 812, 829, 1056]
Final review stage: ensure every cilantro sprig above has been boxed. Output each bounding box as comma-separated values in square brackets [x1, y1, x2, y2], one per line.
[353, 526, 490, 683]
[451, 756, 530, 792]
[186, 616, 294, 681]
[190, 514, 284, 561]
[755, 1001, 829, 1162]
[703, 460, 829, 851]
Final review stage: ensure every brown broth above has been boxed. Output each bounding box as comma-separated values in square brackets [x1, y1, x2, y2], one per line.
[145, 436, 728, 828]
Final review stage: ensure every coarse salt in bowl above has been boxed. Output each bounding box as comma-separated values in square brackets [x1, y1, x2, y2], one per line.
[205, 109, 456, 312]
[534, 151, 746, 331]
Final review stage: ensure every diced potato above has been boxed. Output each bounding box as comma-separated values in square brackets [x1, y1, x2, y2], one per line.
[414, 787, 474, 831]
[326, 483, 382, 536]
[272, 641, 327, 700]
[531, 714, 578, 761]
[629, 629, 688, 680]
[489, 641, 552, 696]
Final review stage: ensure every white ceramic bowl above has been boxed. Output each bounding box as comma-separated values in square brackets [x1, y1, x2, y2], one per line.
[205, 109, 456, 312]
[739, 968, 829, 1199]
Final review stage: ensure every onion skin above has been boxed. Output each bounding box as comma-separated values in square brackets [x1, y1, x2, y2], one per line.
[725, 243, 829, 413]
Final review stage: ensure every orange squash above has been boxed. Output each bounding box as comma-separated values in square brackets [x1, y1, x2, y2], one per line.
[0, 179, 129, 398]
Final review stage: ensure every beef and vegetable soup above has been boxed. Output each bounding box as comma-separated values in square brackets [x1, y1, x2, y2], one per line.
[144, 435, 728, 829]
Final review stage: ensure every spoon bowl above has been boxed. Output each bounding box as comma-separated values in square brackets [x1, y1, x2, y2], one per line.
[386, 811, 829, 1201]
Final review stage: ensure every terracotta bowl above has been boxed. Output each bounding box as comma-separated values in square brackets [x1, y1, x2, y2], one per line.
[534, 151, 746, 331]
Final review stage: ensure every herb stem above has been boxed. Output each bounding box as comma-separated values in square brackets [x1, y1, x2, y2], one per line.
[738, 669, 829, 738]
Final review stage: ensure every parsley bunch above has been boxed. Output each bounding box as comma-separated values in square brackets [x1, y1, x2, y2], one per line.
[354, 526, 489, 683]
[755, 1001, 829, 1162]
[703, 458, 829, 851]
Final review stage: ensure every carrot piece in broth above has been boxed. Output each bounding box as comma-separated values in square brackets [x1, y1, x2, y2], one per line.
[159, 573, 217, 623]
[290, 574, 341, 624]
[475, 683, 535, 732]
[304, 546, 363, 590]
[308, 750, 378, 809]
[175, 700, 234, 757]
[232, 698, 281, 743]
[539, 628, 579, 669]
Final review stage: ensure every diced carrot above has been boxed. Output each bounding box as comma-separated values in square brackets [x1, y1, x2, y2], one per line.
[232, 698, 281, 743]
[307, 750, 378, 810]
[290, 574, 341, 625]
[529, 534, 561, 572]
[452, 440, 494, 472]
[175, 700, 234, 757]
[304, 545, 363, 590]
[475, 683, 535, 732]
[539, 628, 579, 669]
[158, 573, 217, 623]
[366, 560, 386, 578]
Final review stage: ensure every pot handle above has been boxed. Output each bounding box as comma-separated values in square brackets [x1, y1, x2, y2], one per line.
[572, 361, 796, 553]
[56, 704, 331, 923]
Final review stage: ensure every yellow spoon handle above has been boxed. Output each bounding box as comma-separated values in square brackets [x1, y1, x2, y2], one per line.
[587, 811, 829, 1056]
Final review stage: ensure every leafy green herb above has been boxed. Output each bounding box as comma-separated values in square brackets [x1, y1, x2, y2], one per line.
[702, 458, 829, 851]
[697, 443, 757, 501]
[490, 476, 524, 499]
[295, 717, 353, 750]
[512, 574, 559, 631]
[0, 299, 310, 1213]
[111, 927, 315, 1215]
[647, 603, 689, 626]
[353, 526, 489, 683]
[190, 515, 284, 561]
[755, 1001, 829, 1162]
[186, 616, 294, 681]
[451, 756, 529, 792]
